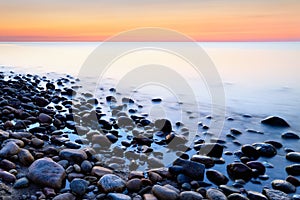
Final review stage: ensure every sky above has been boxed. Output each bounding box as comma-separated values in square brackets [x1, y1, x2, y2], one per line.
[0, 0, 300, 42]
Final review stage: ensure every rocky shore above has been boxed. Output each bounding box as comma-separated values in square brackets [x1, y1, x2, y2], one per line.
[0, 70, 299, 200]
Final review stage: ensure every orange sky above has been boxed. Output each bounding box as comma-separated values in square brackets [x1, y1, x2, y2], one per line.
[0, 0, 300, 41]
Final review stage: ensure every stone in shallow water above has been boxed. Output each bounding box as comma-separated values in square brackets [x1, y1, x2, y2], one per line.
[91, 166, 113, 177]
[173, 158, 205, 180]
[27, 158, 66, 189]
[286, 175, 300, 186]
[195, 143, 224, 158]
[228, 193, 249, 200]
[227, 162, 252, 181]
[97, 174, 126, 193]
[286, 164, 300, 176]
[261, 116, 290, 127]
[286, 152, 300, 162]
[154, 119, 172, 133]
[252, 143, 277, 157]
[206, 169, 229, 185]
[152, 185, 179, 200]
[262, 188, 291, 200]
[272, 179, 296, 193]
[180, 191, 203, 200]
[282, 132, 300, 139]
[247, 191, 267, 200]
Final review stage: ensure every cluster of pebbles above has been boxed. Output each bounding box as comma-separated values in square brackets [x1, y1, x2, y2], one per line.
[0, 70, 299, 200]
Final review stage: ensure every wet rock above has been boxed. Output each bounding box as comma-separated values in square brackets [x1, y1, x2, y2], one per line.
[81, 160, 92, 174]
[52, 193, 76, 200]
[228, 193, 249, 200]
[206, 188, 227, 200]
[13, 177, 29, 188]
[154, 119, 172, 133]
[286, 152, 300, 162]
[219, 185, 240, 195]
[92, 134, 111, 148]
[272, 179, 296, 193]
[18, 149, 34, 166]
[38, 113, 53, 124]
[143, 194, 158, 200]
[59, 149, 87, 163]
[262, 188, 291, 200]
[148, 157, 164, 168]
[0, 141, 20, 157]
[282, 132, 300, 139]
[241, 144, 260, 160]
[117, 116, 134, 128]
[126, 178, 142, 192]
[246, 161, 266, 175]
[91, 166, 113, 177]
[173, 158, 205, 180]
[261, 116, 290, 127]
[0, 170, 16, 183]
[227, 162, 253, 181]
[152, 185, 179, 200]
[206, 169, 229, 185]
[70, 178, 89, 196]
[0, 159, 16, 170]
[180, 191, 203, 200]
[247, 191, 267, 200]
[264, 140, 283, 148]
[252, 143, 277, 157]
[191, 155, 215, 168]
[98, 174, 126, 193]
[31, 138, 44, 148]
[148, 172, 163, 183]
[107, 193, 131, 200]
[28, 158, 66, 189]
[35, 96, 50, 107]
[286, 164, 300, 176]
[286, 175, 300, 186]
[230, 128, 242, 135]
[195, 143, 224, 158]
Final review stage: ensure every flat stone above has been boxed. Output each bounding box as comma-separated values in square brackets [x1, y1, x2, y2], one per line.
[247, 191, 267, 200]
[271, 179, 296, 193]
[28, 158, 66, 189]
[59, 149, 87, 163]
[0, 159, 16, 170]
[173, 158, 205, 180]
[286, 152, 300, 162]
[180, 191, 203, 200]
[206, 188, 227, 200]
[262, 188, 291, 200]
[282, 132, 300, 139]
[98, 174, 126, 193]
[91, 166, 113, 177]
[0, 170, 16, 183]
[286, 164, 300, 176]
[206, 169, 229, 185]
[107, 193, 131, 200]
[228, 193, 249, 200]
[152, 185, 179, 200]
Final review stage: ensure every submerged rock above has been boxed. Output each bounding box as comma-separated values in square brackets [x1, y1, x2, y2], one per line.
[227, 162, 252, 181]
[152, 185, 179, 200]
[271, 179, 296, 193]
[173, 158, 205, 180]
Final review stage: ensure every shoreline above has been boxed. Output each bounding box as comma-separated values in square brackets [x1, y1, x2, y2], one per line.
[0, 69, 299, 199]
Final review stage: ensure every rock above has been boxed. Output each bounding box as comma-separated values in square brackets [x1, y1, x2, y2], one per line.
[126, 178, 142, 192]
[252, 143, 277, 157]
[246, 161, 266, 175]
[148, 172, 163, 183]
[286, 164, 300, 176]
[81, 160, 92, 174]
[191, 155, 215, 168]
[35, 96, 50, 107]
[91, 135, 111, 148]
[261, 116, 290, 127]
[59, 149, 87, 163]
[117, 116, 134, 128]
[228, 193, 249, 200]
[286, 152, 300, 162]
[286, 175, 300, 186]
[98, 174, 126, 193]
[31, 138, 44, 148]
[173, 158, 205, 180]
[180, 191, 203, 200]
[13, 177, 29, 188]
[262, 188, 291, 200]
[152, 185, 179, 200]
[0, 170, 16, 183]
[28, 158, 66, 189]
[70, 178, 89, 196]
[206, 188, 227, 200]
[282, 132, 300, 139]
[227, 162, 252, 181]
[230, 128, 242, 135]
[0, 141, 20, 157]
[38, 113, 53, 124]
[154, 119, 172, 133]
[241, 144, 260, 160]
[52, 193, 76, 200]
[107, 193, 131, 200]
[18, 149, 34, 166]
[206, 169, 229, 185]
[91, 166, 113, 177]
[148, 157, 164, 168]
[219, 185, 240, 196]
[271, 179, 296, 193]
[0, 159, 16, 170]
[195, 143, 224, 158]
[247, 191, 267, 200]
[143, 194, 158, 200]
[264, 140, 283, 148]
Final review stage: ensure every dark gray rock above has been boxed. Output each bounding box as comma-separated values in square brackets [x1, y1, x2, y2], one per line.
[262, 188, 292, 200]
[180, 191, 203, 200]
[107, 193, 131, 200]
[18, 149, 34, 166]
[282, 132, 300, 139]
[247, 191, 267, 200]
[28, 158, 66, 189]
[195, 143, 224, 158]
[252, 143, 277, 157]
[152, 185, 179, 200]
[70, 178, 89, 196]
[154, 119, 172, 133]
[228, 193, 249, 200]
[173, 158, 205, 180]
[227, 162, 252, 181]
[206, 188, 227, 200]
[261, 116, 290, 127]
[59, 149, 87, 163]
[206, 169, 229, 185]
[286, 164, 300, 176]
[286, 152, 300, 162]
[272, 179, 296, 193]
[0, 141, 20, 157]
[81, 160, 92, 174]
[13, 177, 29, 188]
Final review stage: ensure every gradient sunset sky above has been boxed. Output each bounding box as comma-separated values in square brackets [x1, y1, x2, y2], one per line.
[0, 0, 299, 41]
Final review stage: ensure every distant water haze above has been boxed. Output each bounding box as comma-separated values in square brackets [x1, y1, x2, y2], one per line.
[0, 42, 299, 129]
